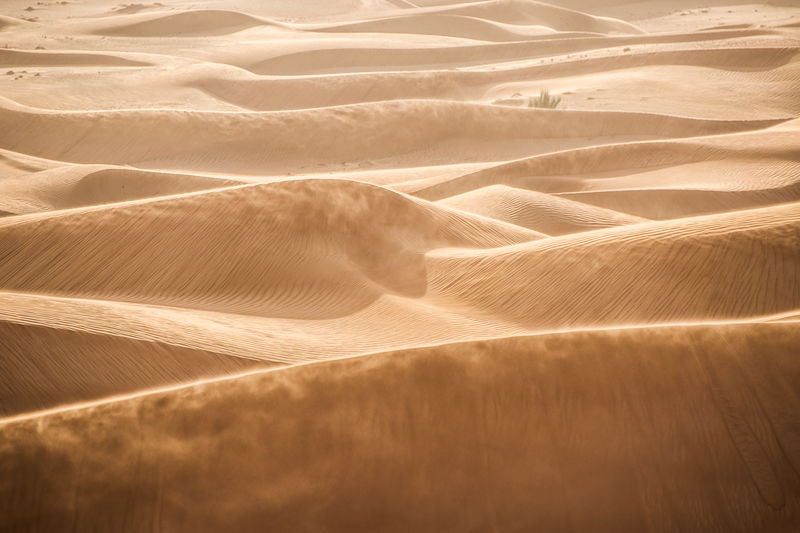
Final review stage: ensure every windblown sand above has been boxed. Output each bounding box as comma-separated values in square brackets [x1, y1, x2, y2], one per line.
[1, 0, 799, 530]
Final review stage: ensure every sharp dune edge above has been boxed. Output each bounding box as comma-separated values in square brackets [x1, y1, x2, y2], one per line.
[1, 0, 800, 530]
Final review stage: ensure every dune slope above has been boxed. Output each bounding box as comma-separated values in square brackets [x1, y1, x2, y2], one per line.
[439, 184, 648, 234]
[0, 320, 266, 416]
[2, 322, 800, 531]
[426, 201, 800, 327]
[0, 97, 782, 172]
[0, 179, 540, 317]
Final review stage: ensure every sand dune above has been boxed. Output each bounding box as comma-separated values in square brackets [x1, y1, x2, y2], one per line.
[380, 0, 645, 33]
[0, 287, 527, 376]
[439, 184, 648, 234]
[247, 38, 791, 76]
[0, 319, 266, 416]
[0, 179, 540, 316]
[92, 10, 281, 37]
[299, 0, 645, 40]
[0, 97, 783, 172]
[0, 15, 25, 29]
[0, 148, 61, 177]
[408, 120, 800, 200]
[305, 14, 569, 42]
[189, 44, 798, 113]
[3, 182, 796, 329]
[0, 165, 240, 215]
[0, 49, 153, 68]
[0, 192, 794, 389]
[2, 0, 799, 530]
[561, 172, 800, 219]
[426, 201, 800, 327]
[2, 322, 799, 531]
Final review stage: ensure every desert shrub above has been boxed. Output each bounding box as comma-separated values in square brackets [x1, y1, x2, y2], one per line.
[528, 90, 561, 109]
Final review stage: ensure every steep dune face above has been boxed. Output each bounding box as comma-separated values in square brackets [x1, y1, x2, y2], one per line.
[2, 323, 799, 532]
[0, 179, 539, 317]
[2, 0, 799, 530]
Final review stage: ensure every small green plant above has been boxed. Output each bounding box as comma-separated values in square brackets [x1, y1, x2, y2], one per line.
[528, 90, 561, 109]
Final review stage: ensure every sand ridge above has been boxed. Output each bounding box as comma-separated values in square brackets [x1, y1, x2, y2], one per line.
[438, 184, 649, 233]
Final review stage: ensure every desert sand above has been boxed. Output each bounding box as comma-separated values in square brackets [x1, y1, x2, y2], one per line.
[0, 0, 799, 530]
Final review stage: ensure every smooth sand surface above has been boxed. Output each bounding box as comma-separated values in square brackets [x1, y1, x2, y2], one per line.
[1, 0, 799, 530]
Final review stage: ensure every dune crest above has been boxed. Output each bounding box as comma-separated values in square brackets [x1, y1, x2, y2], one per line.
[0, 97, 785, 173]
[439, 183, 648, 234]
[93, 10, 285, 37]
[0, 48, 153, 68]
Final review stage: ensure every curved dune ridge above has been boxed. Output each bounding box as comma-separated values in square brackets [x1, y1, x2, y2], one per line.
[0, 179, 541, 317]
[0, 193, 795, 415]
[92, 10, 284, 37]
[2, 322, 800, 531]
[561, 172, 800, 219]
[0, 319, 266, 416]
[0, 149, 57, 178]
[246, 39, 792, 76]
[0, 15, 25, 29]
[306, 14, 569, 42]
[0, 286, 528, 371]
[382, 0, 645, 33]
[0, 49, 152, 68]
[426, 201, 800, 327]
[190, 45, 799, 112]
[0, 165, 241, 215]
[91, 0, 644, 40]
[0, 97, 784, 172]
[439, 184, 648, 234]
[2, 0, 800, 530]
[0, 195, 795, 397]
[408, 120, 800, 200]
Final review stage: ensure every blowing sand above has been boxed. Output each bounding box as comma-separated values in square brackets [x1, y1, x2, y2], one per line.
[1, 0, 799, 530]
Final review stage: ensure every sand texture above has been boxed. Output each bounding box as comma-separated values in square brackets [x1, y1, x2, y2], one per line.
[1, 0, 799, 530]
